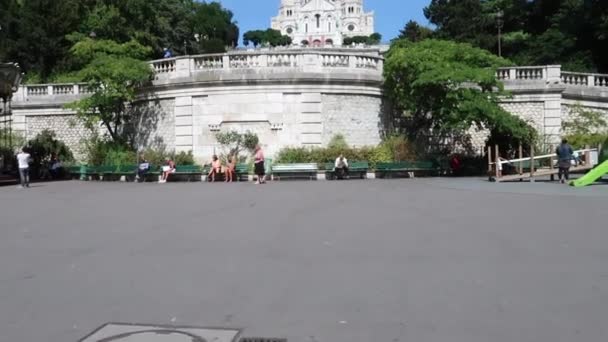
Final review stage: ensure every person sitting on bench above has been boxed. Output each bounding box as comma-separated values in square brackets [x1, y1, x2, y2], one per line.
[160, 159, 176, 183]
[208, 155, 222, 182]
[137, 158, 150, 182]
[225, 155, 236, 183]
[334, 154, 349, 180]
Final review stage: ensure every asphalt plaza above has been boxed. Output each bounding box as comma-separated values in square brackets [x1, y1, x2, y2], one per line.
[1, 179, 607, 342]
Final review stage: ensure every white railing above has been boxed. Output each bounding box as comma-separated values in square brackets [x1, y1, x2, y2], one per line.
[497, 65, 608, 90]
[26, 85, 48, 96]
[266, 53, 299, 67]
[593, 74, 608, 87]
[355, 56, 380, 70]
[151, 59, 176, 74]
[516, 67, 544, 80]
[561, 72, 590, 86]
[20, 83, 90, 98]
[194, 55, 223, 70]
[150, 50, 382, 75]
[322, 54, 348, 67]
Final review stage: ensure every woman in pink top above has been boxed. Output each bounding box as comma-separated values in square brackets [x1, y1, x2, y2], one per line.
[254, 144, 266, 184]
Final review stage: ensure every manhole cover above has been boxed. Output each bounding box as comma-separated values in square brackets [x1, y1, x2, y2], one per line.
[79, 323, 241, 342]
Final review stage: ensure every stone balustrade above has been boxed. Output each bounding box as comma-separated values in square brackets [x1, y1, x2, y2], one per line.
[150, 50, 384, 80]
[14, 59, 608, 105]
[497, 65, 608, 89]
[13, 83, 93, 103]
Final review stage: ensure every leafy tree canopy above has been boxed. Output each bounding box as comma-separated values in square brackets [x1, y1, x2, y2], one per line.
[1, 0, 239, 81]
[343, 33, 382, 46]
[243, 29, 293, 47]
[66, 39, 154, 143]
[384, 39, 536, 153]
[423, 0, 608, 72]
[398, 20, 434, 42]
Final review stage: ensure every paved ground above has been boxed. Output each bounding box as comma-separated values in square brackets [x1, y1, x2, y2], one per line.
[1, 178, 607, 342]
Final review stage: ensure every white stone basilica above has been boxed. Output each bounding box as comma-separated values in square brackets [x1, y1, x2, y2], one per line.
[271, 0, 374, 46]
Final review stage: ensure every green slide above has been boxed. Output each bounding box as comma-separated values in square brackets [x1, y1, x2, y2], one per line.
[571, 160, 608, 187]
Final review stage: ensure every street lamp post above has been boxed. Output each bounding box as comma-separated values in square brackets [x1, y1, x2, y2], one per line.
[496, 10, 504, 57]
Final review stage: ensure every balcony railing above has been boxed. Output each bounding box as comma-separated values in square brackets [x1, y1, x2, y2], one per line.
[497, 66, 608, 89]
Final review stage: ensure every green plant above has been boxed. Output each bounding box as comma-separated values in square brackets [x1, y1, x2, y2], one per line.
[380, 135, 416, 161]
[26, 129, 74, 176]
[215, 130, 259, 162]
[385, 39, 536, 151]
[83, 135, 135, 166]
[327, 134, 349, 150]
[173, 151, 195, 165]
[562, 105, 608, 148]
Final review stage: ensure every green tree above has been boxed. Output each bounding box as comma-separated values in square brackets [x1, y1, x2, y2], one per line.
[215, 131, 259, 162]
[243, 29, 292, 47]
[384, 39, 536, 154]
[1, 0, 88, 80]
[67, 39, 154, 142]
[243, 30, 265, 47]
[398, 20, 433, 42]
[424, 0, 608, 72]
[343, 33, 382, 46]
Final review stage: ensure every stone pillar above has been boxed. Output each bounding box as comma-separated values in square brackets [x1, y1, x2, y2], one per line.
[14, 86, 25, 102]
[222, 55, 230, 70]
[174, 96, 194, 153]
[543, 94, 563, 144]
[301, 53, 322, 73]
[298, 93, 323, 146]
[545, 65, 561, 84]
[175, 58, 191, 78]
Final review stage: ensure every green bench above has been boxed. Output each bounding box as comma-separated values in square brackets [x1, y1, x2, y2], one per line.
[235, 163, 250, 181]
[271, 163, 318, 180]
[325, 161, 369, 180]
[167, 165, 203, 182]
[376, 161, 438, 178]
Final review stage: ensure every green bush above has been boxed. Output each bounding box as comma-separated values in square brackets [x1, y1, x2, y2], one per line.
[84, 136, 197, 167]
[26, 130, 74, 175]
[174, 151, 195, 165]
[276, 135, 418, 169]
[83, 136, 135, 166]
[562, 105, 608, 149]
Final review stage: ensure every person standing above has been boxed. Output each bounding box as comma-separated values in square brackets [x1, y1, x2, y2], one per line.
[556, 139, 574, 184]
[254, 144, 266, 185]
[16, 148, 31, 188]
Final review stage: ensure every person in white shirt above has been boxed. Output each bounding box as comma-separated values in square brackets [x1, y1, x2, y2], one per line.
[334, 154, 349, 180]
[16, 148, 31, 188]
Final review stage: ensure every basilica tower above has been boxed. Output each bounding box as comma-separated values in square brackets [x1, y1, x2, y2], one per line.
[271, 0, 375, 46]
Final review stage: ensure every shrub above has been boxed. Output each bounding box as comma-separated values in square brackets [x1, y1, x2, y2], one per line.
[83, 135, 135, 166]
[174, 151, 195, 165]
[562, 105, 608, 148]
[26, 130, 74, 175]
[327, 134, 348, 150]
[380, 135, 416, 161]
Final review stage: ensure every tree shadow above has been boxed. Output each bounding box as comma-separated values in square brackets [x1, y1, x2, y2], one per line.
[124, 98, 167, 150]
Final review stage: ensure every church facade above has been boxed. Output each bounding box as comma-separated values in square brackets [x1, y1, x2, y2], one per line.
[271, 0, 374, 46]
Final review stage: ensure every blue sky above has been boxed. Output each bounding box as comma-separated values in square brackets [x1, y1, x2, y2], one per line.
[215, 0, 431, 43]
